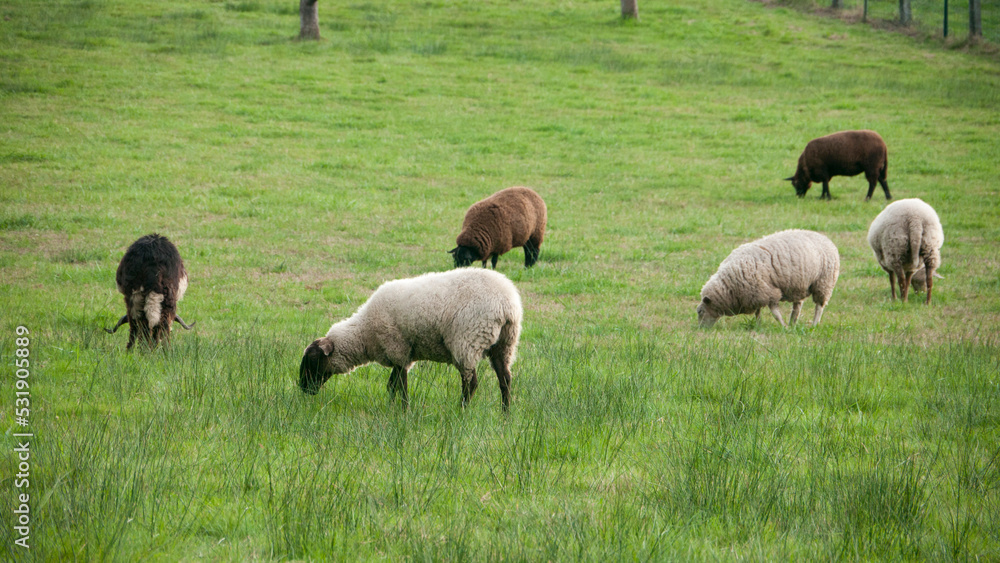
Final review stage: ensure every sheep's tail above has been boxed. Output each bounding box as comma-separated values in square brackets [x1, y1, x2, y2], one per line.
[492, 316, 521, 370]
[486, 309, 521, 411]
[907, 218, 924, 270]
[485, 289, 521, 367]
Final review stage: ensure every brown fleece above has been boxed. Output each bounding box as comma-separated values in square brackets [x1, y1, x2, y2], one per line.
[455, 186, 547, 266]
[790, 130, 891, 201]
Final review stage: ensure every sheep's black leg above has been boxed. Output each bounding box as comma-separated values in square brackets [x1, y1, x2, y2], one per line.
[387, 367, 399, 399]
[153, 325, 168, 347]
[821, 181, 831, 200]
[105, 315, 128, 334]
[924, 262, 934, 305]
[126, 321, 138, 350]
[888, 271, 897, 301]
[524, 240, 539, 267]
[489, 354, 512, 412]
[399, 367, 409, 408]
[387, 366, 409, 408]
[490, 254, 498, 269]
[879, 179, 892, 200]
[866, 178, 877, 201]
[460, 367, 478, 408]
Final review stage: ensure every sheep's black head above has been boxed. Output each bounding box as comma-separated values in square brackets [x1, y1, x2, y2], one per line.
[299, 338, 334, 395]
[786, 176, 810, 197]
[449, 246, 480, 268]
[697, 297, 720, 328]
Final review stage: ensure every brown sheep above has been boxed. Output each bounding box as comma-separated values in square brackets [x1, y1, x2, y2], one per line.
[105, 234, 195, 349]
[450, 186, 547, 269]
[785, 130, 892, 201]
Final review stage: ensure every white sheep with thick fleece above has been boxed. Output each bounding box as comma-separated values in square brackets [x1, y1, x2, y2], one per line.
[867, 198, 943, 303]
[697, 229, 840, 327]
[299, 268, 522, 411]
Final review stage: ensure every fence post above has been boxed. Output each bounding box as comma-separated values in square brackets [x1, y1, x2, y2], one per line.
[621, 0, 639, 20]
[969, 0, 983, 39]
[899, 0, 913, 25]
[944, 0, 949, 37]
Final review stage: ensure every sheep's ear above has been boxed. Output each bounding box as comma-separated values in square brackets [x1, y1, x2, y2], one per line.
[448, 247, 458, 255]
[933, 273, 944, 279]
[308, 338, 333, 356]
[783, 176, 794, 182]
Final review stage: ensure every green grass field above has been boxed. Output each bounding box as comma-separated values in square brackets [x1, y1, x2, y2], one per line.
[2, 0, 999, 559]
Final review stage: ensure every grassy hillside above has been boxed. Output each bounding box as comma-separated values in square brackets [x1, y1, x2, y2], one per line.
[1, 0, 998, 560]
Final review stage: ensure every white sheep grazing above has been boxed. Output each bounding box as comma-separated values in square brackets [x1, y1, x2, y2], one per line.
[909, 265, 944, 294]
[299, 268, 523, 411]
[867, 198, 943, 304]
[697, 229, 840, 328]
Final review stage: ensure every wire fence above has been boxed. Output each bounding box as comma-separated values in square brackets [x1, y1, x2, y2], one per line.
[831, 0, 998, 44]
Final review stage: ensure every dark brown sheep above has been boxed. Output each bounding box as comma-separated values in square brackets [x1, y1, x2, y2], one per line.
[105, 234, 195, 349]
[450, 186, 547, 269]
[785, 130, 892, 201]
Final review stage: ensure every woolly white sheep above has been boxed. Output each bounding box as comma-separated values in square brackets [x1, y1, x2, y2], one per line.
[450, 186, 547, 269]
[299, 268, 523, 411]
[697, 229, 840, 327]
[909, 266, 943, 294]
[105, 233, 195, 349]
[867, 198, 943, 303]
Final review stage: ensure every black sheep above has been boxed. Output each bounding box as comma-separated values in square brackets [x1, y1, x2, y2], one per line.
[105, 234, 194, 349]
[786, 130, 892, 201]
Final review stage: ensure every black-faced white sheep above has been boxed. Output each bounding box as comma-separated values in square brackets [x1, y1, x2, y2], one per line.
[105, 233, 194, 349]
[867, 198, 943, 304]
[786, 130, 892, 201]
[450, 186, 547, 269]
[697, 229, 840, 327]
[299, 268, 523, 411]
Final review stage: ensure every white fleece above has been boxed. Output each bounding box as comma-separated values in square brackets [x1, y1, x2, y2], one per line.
[698, 229, 840, 327]
[320, 268, 522, 375]
[868, 198, 943, 282]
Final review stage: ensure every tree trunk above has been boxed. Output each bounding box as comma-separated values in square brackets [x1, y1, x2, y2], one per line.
[898, 0, 912, 24]
[299, 0, 320, 41]
[832, 0, 843, 9]
[621, 0, 639, 20]
[969, 0, 982, 39]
